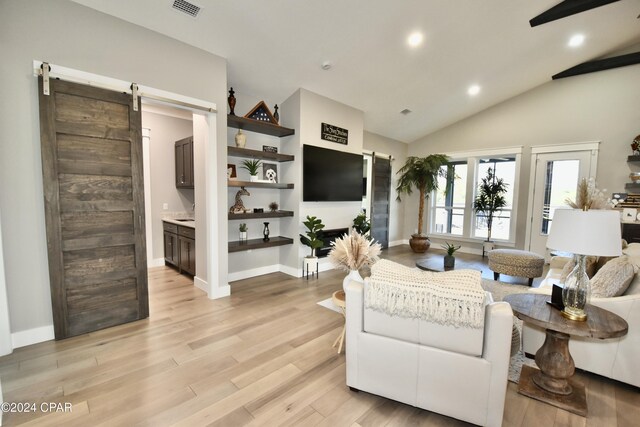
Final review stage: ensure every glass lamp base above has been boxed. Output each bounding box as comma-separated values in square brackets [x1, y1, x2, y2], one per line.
[561, 307, 587, 321]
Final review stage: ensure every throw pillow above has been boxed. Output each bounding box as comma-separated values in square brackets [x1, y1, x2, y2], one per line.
[559, 256, 597, 283]
[590, 256, 636, 298]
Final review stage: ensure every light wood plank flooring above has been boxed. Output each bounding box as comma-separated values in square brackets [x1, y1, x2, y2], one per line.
[0, 246, 638, 426]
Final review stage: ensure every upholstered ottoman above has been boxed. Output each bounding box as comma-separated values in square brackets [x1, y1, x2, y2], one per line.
[488, 249, 544, 286]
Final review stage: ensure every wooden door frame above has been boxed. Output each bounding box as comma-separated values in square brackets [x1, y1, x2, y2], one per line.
[32, 61, 229, 302]
[524, 142, 600, 252]
[0, 208, 12, 356]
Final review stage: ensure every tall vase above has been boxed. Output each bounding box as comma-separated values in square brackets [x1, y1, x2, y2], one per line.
[235, 129, 246, 148]
[343, 269, 364, 292]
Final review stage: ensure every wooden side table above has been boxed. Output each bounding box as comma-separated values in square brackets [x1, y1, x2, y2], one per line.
[504, 293, 628, 416]
[332, 290, 346, 354]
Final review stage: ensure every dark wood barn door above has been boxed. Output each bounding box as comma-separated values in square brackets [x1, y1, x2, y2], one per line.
[371, 156, 391, 248]
[38, 77, 148, 339]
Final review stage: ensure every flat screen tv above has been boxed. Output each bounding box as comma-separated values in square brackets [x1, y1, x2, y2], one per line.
[303, 145, 363, 202]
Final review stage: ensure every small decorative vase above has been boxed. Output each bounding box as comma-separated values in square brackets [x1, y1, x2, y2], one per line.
[228, 87, 236, 116]
[263, 222, 270, 241]
[443, 255, 455, 269]
[343, 269, 364, 291]
[235, 129, 246, 148]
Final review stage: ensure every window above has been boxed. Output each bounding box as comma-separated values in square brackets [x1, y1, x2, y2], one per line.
[430, 151, 520, 243]
[473, 157, 516, 241]
[434, 162, 467, 235]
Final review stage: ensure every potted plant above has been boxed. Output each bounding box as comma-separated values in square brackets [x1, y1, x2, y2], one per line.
[352, 212, 371, 240]
[241, 159, 262, 182]
[473, 167, 508, 256]
[299, 215, 325, 277]
[396, 154, 450, 253]
[441, 242, 461, 269]
[239, 223, 247, 242]
[269, 201, 279, 212]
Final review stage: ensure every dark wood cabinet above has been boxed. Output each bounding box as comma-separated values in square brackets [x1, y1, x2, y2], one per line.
[175, 136, 194, 189]
[163, 221, 196, 275]
[163, 231, 179, 267]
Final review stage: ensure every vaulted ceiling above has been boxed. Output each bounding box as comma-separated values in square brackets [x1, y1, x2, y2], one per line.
[71, 0, 640, 143]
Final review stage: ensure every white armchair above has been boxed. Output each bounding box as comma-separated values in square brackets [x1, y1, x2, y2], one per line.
[523, 253, 640, 387]
[345, 277, 513, 427]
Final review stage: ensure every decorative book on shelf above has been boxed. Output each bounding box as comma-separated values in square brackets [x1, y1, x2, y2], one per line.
[244, 101, 278, 124]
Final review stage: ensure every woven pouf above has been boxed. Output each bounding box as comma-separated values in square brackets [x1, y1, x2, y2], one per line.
[488, 249, 544, 286]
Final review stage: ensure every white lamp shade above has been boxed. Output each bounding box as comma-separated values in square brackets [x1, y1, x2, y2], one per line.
[546, 209, 622, 257]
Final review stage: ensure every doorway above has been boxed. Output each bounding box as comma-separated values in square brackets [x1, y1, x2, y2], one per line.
[526, 145, 598, 257]
[34, 61, 225, 340]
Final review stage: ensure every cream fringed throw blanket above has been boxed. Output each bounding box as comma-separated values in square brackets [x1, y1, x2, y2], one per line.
[365, 259, 486, 329]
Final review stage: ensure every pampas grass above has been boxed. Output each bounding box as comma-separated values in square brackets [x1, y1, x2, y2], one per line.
[565, 178, 612, 210]
[328, 229, 382, 272]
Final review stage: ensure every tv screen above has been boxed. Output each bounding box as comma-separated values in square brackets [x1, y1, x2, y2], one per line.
[303, 145, 363, 202]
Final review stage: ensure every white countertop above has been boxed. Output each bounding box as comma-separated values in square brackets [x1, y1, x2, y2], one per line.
[162, 218, 195, 229]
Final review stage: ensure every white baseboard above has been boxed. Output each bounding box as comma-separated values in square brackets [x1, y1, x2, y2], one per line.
[194, 276, 230, 300]
[147, 258, 165, 268]
[228, 265, 282, 282]
[12, 325, 55, 349]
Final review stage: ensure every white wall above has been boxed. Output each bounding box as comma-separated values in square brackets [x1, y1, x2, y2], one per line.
[142, 110, 194, 262]
[363, 131, 408, 245]
[0, 0, 228, 341]
[407, 62, 640, 251]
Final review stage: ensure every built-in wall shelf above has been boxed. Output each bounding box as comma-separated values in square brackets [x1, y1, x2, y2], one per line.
[228, 211, 294, 220]
[228, 236, 294, 253]
[228, 146, 294, 162]
[228, 180, 294, 189]
[628, 155, 640, 162]
[228, 115, 295, 137]
[625, 183, 640, 190]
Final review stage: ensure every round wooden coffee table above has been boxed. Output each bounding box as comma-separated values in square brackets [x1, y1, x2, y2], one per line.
[504, 293, 628, 416]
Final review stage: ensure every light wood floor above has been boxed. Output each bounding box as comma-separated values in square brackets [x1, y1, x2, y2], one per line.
[0, 246, 637, 426]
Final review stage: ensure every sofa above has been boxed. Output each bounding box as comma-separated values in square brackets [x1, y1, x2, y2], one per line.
[345, 272, 513, 426]
[522, 244, 640, 388]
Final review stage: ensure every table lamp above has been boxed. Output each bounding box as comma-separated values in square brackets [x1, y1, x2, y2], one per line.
[546, 209, 622, 321]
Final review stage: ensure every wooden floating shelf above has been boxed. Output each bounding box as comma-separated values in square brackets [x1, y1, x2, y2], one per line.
[228, 180, 294, 189]
[625, 182, 640, 190]
[228, 115, 295, 137]
[228, 210, 294, 220]
[228, 236, 294, 253]
[227, 146, 294, 162]
[628, 155, 640, 162]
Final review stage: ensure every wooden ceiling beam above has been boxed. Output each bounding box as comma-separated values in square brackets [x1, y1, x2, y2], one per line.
[530, 0, 620, 27]
[552, 52, 640, 79]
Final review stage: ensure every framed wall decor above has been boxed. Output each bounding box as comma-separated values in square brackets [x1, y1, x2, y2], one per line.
[263, 163, 277, 182]
[227, 163, 237, 180]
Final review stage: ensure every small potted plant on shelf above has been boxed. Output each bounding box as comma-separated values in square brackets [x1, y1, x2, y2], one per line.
[239, 223, 248, 242]
[299, 215, 325, 278]
[396, 154, 450, 253]
[352, 212, 371, 240]
[441, 242, 461, 269]
[269, 201, 279, 212]
[473, 167, 508, 256]
[241, 159, 262, 182]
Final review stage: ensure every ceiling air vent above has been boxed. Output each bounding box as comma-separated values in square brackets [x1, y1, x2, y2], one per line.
[400, 109, 412, 115]
[172, 0, 201, 17]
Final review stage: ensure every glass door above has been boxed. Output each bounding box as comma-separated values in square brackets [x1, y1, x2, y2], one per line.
[528, 151, 592, 257]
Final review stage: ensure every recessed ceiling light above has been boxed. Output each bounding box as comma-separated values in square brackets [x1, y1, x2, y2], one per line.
[407, 32, 424, 47]
[568, 34, 585, 48]
[467, 85, 481, 96]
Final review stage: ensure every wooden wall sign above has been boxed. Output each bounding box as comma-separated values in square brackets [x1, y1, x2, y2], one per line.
[321, 123, 348, 145]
